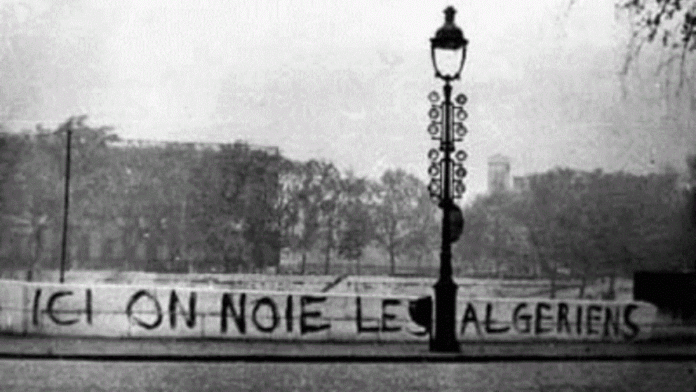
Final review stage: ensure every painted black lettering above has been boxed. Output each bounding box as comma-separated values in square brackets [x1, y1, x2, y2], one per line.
[460, 303, 481, 335]
[512, 303, 531, 333]
[252, 297, 279, 333]
[85, 289, 92, 325]
[622, 304, 640, 340]
[32, 289, 41, 326]
[576, 305, 583, 335]
[300, 295, 329, 334]
[381, 299, 401, 333]
[220, 293, 246, 334]
[484, 303, 509, 334]
[169, 290, 196, 329]
[557, 302, 570, 334]
[356, 296, 378, 333]
[47, 291, 79, 326]
[126, 290, 163, 330]
[286, 295, 293, 333]
[535, 302, 552, 335]
[603, 306, 620, 338]
[407, 297, 432, 337]
[586, 305, 602, 335]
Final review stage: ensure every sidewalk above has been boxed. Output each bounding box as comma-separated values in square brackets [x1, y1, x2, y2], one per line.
[0, 335, 694, 361]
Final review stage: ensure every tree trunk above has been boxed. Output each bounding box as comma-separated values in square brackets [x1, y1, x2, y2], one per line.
[253, 242, 264, 272]
[324, 220, 333, 275]
[124, 222, 138, 271]
[29, 220, 45, 282]
[416, 253, 421, 275]
[578, 274, 586, 299]
[578, 258, 590, 299]
[607, 268, 617, 300]
[549, 261, 557, 299]
[180, 200, 188, 272]
[145, 239, 157, 272]
[324, 246, 331, 275]
[389, 250, 395, 276]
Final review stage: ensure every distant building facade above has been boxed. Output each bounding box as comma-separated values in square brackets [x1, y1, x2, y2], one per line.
[0, 133, 282, 274]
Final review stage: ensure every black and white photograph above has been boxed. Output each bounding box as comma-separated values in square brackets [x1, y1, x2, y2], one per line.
[0, 0, 695, 390]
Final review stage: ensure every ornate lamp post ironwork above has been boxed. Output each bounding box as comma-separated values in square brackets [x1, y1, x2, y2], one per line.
[428, 5, 468, 353]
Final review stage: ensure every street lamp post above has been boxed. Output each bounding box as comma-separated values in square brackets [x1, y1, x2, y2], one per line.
[59, 119, 73, 284]
[427, 6, 468, 353]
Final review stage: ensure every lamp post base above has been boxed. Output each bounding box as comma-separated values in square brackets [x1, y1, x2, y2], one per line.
[430, 277, 460, 353]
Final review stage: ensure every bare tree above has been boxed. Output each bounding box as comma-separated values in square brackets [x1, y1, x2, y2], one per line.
[374, 169, 434, 275]
[337, 172, 374, 275]
[616, 0, 696, 94]
[567, 0, 696, 101]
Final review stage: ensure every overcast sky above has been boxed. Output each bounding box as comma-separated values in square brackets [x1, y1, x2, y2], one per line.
[3, 0, 695, 202]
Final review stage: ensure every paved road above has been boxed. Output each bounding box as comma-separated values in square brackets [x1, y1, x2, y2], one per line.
[1, 359, 695, 391]
[1, 336, 695, 391]
[1, 336, 696, 360]
[0, 335, 696, 363]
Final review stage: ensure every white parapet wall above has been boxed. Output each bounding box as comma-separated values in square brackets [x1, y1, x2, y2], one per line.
[0, 280, 657, 342]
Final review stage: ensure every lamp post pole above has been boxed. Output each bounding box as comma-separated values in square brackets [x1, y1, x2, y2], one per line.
[427, 6, 468, 353]
[433, 80, 457, 352]
[59, 120, 72, 284]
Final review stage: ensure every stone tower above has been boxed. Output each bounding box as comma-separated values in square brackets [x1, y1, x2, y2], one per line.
[488, 154, 511, 193]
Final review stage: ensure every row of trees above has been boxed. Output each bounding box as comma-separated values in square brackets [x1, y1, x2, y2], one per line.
[0, 117, 440, 274]
[457, 162, 696, 297]
[2, 116, 695, 281]
[278, 162, 438, 274]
